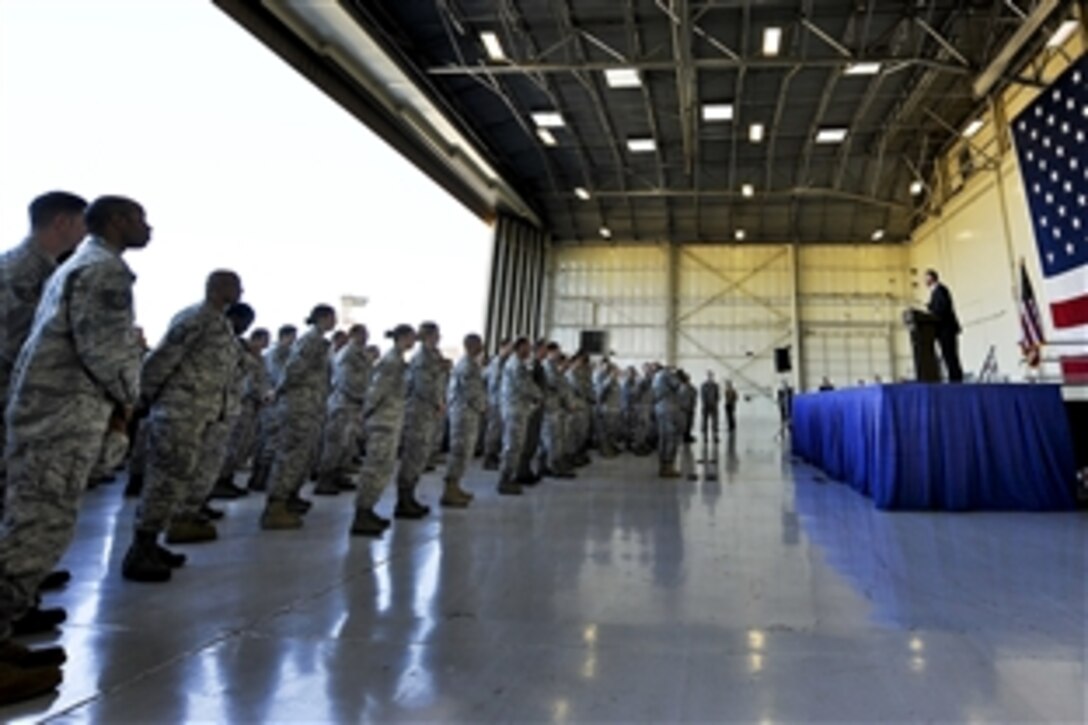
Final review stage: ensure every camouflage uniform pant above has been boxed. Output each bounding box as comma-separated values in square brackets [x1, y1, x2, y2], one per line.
[220, 401, 259, 480]
[182, 419, 232, 516]
[136, 410, 213, 534]
[267, 397, 325, 501]
[655, 403, 678, 465]
[516, 405, 544, 479]
[483, 402, 503, 462]
[446, 403, 481, 483]
[317, 403, 362, 479]
[355, 422, 400, 509]
[89, 430, 129, 481]
[127, 419, 149, 480]
[539, 408, 566, 471]
[501, 407, 531, 482]
[395, 405, 439, 493]
[0, 420, 107, 637]
[633, 406, 654, 451]
[248, 405, 279, 488]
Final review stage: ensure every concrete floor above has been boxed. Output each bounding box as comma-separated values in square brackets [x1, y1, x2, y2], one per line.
[3, 426, 1085, 723]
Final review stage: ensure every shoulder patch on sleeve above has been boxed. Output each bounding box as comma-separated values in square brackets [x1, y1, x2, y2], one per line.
[101, 288, 133, 311]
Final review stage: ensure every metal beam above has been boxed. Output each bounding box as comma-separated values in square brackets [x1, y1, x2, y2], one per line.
[427, 57, 974, 75]
[626, 0, 670, 242]
[913, 17, 971, 67]
[570, 187, 910, 211]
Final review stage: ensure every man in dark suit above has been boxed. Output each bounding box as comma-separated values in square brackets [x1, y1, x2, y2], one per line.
[925, 269, 963, 382]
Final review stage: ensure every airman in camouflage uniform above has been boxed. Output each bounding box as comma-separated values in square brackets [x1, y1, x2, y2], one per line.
[442, 333, 486, 507]
[653, 365, 682, 478]
[170, 303, 257, 539]
[0, 192, 87, 498]
[122, 271, 243, 581]
[350, 324, 415, 538]
[217, 327, 271, 492]
[247, 325, 296, 492]
[631, 364, 657, 455]
[620, 366, 640, 451]
[482, 338, 512, 469]
[565, 352, 593, 464]
[315, 324, 371, 495]
[260, 306, 336, 529]
[0, 197, 147, 697]
[595, 361, 622, 457]
[538, 343, 576, 478]
[499, 338, 539, 495]
[392, 322, 444, 518]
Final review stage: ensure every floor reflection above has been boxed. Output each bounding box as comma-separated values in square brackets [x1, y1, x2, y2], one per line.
[1, 423, 1082, 723]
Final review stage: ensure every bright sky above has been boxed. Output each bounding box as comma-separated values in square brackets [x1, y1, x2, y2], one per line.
[0, 0, 491, 351]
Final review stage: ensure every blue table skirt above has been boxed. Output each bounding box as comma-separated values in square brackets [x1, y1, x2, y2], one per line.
[791, 384, 1077, 511]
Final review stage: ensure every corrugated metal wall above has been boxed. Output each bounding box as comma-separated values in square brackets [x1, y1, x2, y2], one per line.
[485, 215, 548, 351]
[544, 243, 910, 410]
[543, 245, 669, 362]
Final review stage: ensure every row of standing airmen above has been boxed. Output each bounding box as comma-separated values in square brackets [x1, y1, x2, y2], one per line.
[0, 192, 741, 704]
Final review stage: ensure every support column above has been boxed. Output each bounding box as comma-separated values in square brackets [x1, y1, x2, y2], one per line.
[666, 242, 679, 366]
[789, 243, 803, 390]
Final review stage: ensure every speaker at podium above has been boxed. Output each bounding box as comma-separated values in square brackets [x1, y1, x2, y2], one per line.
[902, 308, 940, 382]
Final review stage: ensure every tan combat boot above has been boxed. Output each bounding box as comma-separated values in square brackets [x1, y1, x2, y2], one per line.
[659, 464, 682, 479]
[260, 500, 303, 530]
[440, 479, 473, 508]
[166, 514, 218, 544]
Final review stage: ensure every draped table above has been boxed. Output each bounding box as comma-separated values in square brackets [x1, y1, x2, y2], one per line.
[791, 384, 1077, 511]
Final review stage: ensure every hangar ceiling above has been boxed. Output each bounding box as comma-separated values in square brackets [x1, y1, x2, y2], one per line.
[216, 0, 1080, 245]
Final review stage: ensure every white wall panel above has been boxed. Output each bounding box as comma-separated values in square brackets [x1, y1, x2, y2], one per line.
[676, 245, 792, 415]
[545, 245, 669, 366]
[798, 245, 909, 389]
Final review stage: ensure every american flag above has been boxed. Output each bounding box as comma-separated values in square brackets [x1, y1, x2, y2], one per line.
[1010, 53, 1088, 382]
[1019, 260, 1044, 367]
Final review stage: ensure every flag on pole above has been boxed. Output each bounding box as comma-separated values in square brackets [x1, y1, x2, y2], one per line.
[1018, 261, 1045, 367]
[1010, 53, 1088, 382]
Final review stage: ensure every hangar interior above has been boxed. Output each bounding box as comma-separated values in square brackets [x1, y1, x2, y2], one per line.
[216, 0, 1085, 413]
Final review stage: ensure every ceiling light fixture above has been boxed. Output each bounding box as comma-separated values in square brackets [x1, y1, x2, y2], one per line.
[735, 229, 746, 241]
[531, 111, 564, 128]
[816, 128, 848, 144]
[845, 62, 882, 76]
[702, 103, 735, 122]
[537, 128, 557, 146]
[749, 123, 765, 143]
[1047, 19, 1079, 48]
[741, 183, 754, 198]
[910, 180, 925, 196]
[762, 27, 782, 57]
[604, 68, 641, 88]
[871, 229, 885, 241]
[963, 118, 984, 138]
[599, 226, 612, 239]
[574, 187, 591, 201]
[627, 137, 656, 153]
[480, 31, 506, 61]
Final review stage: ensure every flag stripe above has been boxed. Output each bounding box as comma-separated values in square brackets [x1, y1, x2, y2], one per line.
[1050, 292, 1088, 329]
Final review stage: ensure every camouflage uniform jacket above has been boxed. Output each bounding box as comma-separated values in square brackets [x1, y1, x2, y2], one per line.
[140, 301, 238, 421]
[486, 353, 508, 406]
[364, 347, 407, 427]
[405, 346, 444, 414]
[328, 339, 371, 410]
[277, 326, 330, 406]
[652, 369, 679, 408]
[264, 342, 293, 391]
[5, 237, 142, 442]
[0, 237, 56, 387]
[447, 354, 487, 415]
[501, 355, 541, 412]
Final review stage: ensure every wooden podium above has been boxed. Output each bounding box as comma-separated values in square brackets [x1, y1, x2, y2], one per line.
[902, 308, 940, 382]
